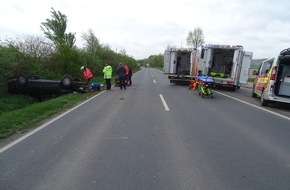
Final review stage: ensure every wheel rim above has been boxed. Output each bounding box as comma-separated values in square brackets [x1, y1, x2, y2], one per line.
[18, 77, 26, 84]
[62, 77, 72, 86]
[17, 76, 28, 85]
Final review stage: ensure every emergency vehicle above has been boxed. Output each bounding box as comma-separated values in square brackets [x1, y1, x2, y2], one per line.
[163, 46, 199, 84]
[252, 48, 290, 106]
[198, 44, 253, 90]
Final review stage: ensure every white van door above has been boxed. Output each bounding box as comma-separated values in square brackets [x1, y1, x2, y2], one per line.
[169, 51, 177, 74]
[198, 48, 211, 75]
[239, 51, 253, 84]
[164, 50, 170, 73]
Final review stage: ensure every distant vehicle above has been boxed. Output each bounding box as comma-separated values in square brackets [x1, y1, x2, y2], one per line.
[252, 48, 290, 106]
[198, 44, 253, 90]
[7, 75, 89, 100]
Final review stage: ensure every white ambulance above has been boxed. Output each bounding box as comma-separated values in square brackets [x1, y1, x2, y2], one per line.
[163, 46, 199, 84]
[198, 44, 253, 90]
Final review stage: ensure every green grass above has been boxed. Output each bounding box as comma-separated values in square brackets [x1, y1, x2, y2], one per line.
[0, 95, 36, 115]
[0, 92, 95, 139]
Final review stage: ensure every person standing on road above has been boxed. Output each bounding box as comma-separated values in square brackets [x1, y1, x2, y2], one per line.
[103, 63, 113, 90]
[123, 63, 130, 85]
[116, 63, 126, 90]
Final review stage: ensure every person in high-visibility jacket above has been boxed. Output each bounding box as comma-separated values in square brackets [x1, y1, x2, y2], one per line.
[103, 63, 113, 90]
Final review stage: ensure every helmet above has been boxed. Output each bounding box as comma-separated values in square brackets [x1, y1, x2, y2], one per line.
[80, 66, 84, 70]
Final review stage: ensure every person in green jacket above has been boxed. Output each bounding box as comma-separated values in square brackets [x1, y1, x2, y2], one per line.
[103, 63, 113, 90]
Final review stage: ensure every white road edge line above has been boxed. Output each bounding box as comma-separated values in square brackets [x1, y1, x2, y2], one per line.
[214, 90, 290, 121]
[0, 91, 106, 154]
[159, 94, 170, 111]
[153, 79, 156, 83]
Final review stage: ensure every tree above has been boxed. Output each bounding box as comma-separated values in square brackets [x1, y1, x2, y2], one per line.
[40, 8, 77, 75]
[5, 35, 55, 60]
[81, 28, 101, 55]
[40, 8, 76, 51]
[119, 49, 126, 56]
[145, 54, 164, 68]
[186, 27, 205, 49]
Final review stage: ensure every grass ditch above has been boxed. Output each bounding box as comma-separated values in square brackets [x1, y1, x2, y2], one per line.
[0, 92, 97, 139]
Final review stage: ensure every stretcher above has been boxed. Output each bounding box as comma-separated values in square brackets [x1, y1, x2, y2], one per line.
[196, 76, 214, 98]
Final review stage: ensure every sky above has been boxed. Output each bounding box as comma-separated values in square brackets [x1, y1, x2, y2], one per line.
[1, 0, 290, 60]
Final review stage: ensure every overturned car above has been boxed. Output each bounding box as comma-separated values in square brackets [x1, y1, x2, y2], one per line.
[7, 75, 90, 99]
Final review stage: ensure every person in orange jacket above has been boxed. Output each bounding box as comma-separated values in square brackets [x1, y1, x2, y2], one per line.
[123, 63, 130, 86]
[80, 66, 93, 85]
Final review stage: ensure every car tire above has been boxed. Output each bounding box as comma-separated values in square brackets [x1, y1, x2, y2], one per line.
[261, 91, 269, 106]
[16, 75, 29, 86]
[61, 76, 73, 89]
[251, 88, 257, 97]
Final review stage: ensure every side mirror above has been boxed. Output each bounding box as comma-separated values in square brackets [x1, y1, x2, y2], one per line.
[252, 70, 258, 75]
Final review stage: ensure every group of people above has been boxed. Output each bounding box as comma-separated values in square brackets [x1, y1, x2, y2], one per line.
[80, 62, 132, 91]
[116, 62, 132, 90]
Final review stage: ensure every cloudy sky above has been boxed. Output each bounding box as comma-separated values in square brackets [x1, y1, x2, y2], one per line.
[1, 0, 290, 60]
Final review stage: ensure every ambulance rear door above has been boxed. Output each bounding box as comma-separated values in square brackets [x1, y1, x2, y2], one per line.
[239, 51, 253, 84]
[164, 50, 170, 73]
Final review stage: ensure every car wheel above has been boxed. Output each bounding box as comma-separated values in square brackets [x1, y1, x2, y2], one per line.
[261, 91, 269, 106]
[16, 75, 28, 86]
[61, 76, 73, 88]
[251, 88, 257, 97]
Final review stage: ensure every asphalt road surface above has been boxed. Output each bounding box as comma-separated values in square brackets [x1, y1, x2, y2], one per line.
[1, 68, 290, 190]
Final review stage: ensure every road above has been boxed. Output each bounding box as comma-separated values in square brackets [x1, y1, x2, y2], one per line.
[1, 68, 290, 190]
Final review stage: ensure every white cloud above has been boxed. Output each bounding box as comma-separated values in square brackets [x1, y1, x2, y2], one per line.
[1, 0, 290, 59]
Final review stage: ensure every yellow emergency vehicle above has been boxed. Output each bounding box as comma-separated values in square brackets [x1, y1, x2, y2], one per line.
[252, 48, 290, 106]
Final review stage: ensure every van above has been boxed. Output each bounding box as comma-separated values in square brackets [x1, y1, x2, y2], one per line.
[252, 48, 290, 106]
[164, 47, 198, 84]
[198, 44, 253, 90]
